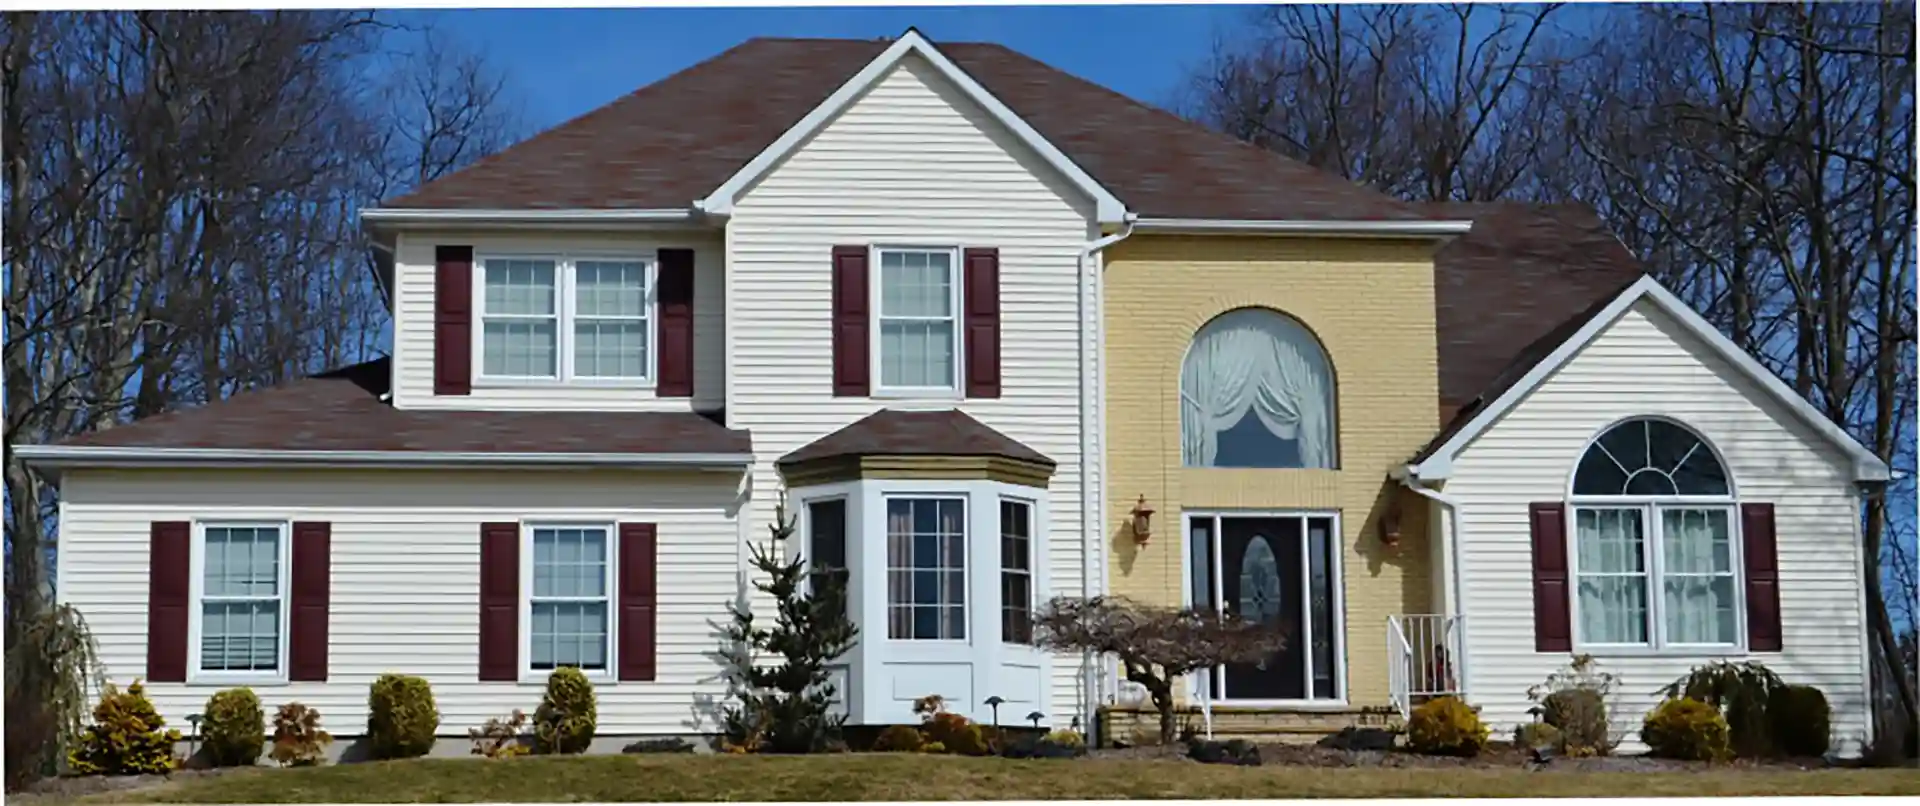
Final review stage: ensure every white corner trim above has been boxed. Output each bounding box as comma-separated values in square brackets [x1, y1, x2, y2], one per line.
[697, 29, 1127, 224]
[14, 445, 753, 472]
[360, 208, 706, 228]
[1128, 217, 1474, 238]
[1409, 275, 1892, 483]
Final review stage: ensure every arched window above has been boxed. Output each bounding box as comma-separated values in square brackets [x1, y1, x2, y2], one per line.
[1179, 308, 1337, 469]
[1569, 417, 1739, 649]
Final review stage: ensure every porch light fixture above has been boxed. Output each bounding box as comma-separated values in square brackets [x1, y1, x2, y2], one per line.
[1130, 495, 1155, 546]
[1379, 500, 1403, 549]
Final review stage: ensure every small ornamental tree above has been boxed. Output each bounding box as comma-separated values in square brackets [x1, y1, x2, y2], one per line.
[719, 500, 858, 754]
[1035, 596, 1288, 744]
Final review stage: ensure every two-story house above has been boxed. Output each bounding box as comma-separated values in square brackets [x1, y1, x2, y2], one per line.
[21, 30, 1886, 756]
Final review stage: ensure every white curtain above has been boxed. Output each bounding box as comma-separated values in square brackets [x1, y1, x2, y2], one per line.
[1575, 509, 1649, 644]
[1662, 509, 1735, 644]
[1179, 309, 1335, 467]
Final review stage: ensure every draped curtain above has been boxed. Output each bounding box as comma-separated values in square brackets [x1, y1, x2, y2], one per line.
[1179, 308, 1336, 468]
[1661, 509, 1735, 644]
[1575, 509, 1649, 644]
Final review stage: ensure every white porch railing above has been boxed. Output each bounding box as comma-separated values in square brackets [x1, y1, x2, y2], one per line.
[1387, 614, 1466, 719]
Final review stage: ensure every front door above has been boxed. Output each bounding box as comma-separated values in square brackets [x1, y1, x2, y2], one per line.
[1190, 513, 1342, 702]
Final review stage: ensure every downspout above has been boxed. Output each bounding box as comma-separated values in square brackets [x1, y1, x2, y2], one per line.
[1392, 467, 1470, 703]
[1079, 218, 1134, 741]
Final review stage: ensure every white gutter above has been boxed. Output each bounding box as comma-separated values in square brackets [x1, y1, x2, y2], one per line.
[1078, 219, 1135, 738]
[15, 445, 753, 472]
[359, 208, 705, 226]
[1129, 217, 1474, 238]
[1390, 464, 1470, 703]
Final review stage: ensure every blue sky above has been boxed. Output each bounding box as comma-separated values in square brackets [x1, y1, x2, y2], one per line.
[389, 5, 1240, 132]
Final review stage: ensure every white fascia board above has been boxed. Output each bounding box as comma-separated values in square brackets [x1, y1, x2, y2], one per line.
[1129, 217, 1474, 238]
[697, 29, 1128, 224]
[359, 208, 706, 228]
[1410, 275, 1892, 483]
[14, 445, 753, 473]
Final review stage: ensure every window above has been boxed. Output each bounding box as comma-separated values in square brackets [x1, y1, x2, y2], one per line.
[1570, 418, 1739, 648]
[479, 256, 652, 382]
[529, 525, 613, 671]
[999, 500, 1033, 644]
[1180, 308, 1337, 469]
[807, 499, 850, 600]
[198, 524, 287, 674]
[886, 497, 965, 640]
[875, 248, 959, 393]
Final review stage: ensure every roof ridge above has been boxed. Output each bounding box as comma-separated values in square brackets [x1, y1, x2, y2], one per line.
[947, 41, 1420, 218]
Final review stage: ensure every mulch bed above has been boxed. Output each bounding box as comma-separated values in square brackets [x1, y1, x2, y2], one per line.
[15, 766, 249, 800]
[1090, 740, 1838, 772]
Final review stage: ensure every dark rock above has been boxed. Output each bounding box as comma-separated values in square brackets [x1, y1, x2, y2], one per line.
[622, 737, 694, 754]
[1317, 726, 1399, 752]
[1186, 738, 1262, 766]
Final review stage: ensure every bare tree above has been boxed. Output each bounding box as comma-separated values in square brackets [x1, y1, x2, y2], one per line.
[1035, 596, 1288, 745]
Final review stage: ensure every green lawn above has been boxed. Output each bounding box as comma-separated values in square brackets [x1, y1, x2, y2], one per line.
[53, 754, 1920, 803]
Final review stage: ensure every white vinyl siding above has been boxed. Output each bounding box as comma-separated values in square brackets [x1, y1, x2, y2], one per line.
[727, 53, 1099, 725]
[391, 231, 724, 412]
[56, 468, 738, 737]
[1446, 300, 1872, 757]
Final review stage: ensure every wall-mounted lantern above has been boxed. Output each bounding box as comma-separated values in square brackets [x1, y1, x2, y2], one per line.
[1379, 500, 1403, 550]
[1130, 495, 1156, 546]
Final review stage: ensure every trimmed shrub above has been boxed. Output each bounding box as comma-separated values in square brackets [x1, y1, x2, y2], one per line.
[920, 741, 947, 753]
[1043, 729, 1085, 748]
[68, 681, 181, 776]
[268, 702, 331, 767]
[201, 688, 265, 767]
[872, 724, 925, 752]
[366, 674, 439, 759]
[532, 668, 597, 755]
[1514, 722, 1564, 751]
[1406, 696, 1489, 757]
[1540, 687, 1609, 756]
[1660, 661, 1782, 758]
[1767, 684, 1831, 758]
[469, 710, 529, 758]
[1642, 697, 1731, 761]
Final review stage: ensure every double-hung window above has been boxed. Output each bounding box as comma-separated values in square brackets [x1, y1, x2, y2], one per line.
[874, 247, 960, 394]
[197, 523, 288, 675]
[885, 497, 966, 640]
[999, 500, 1034, 645]
[1570, 417, 1740, 650]
[528, 525, 614, 672]
[479, 256, 652, 383]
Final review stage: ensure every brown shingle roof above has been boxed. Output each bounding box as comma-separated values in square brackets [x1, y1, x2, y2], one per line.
[777, 409, 1053, 467]
[386, 36, 1423, 222]
[53, 359, 752, 456]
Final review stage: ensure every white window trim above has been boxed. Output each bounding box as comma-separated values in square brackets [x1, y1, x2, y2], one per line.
[1567, 500, 1746, 656]
[519, 521, 619, 682]
[998, 496, 1037, 645]
[187, 520, 292, 685]
[869, 245, 964, 399]
[472, 253, 658, 388]
[1179, 510, 1348, 708]
[882, 492, 971, 643]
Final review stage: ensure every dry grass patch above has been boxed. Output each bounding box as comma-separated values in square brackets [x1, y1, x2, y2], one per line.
[41, 753, 1920, 803]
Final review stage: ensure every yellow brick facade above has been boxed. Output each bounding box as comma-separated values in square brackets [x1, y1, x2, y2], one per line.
[1102, 234, 1441, 708]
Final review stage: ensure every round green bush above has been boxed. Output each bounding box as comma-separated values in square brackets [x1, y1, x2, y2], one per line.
[532, 668, 598, 754]
[201, 688, 265, 767]
[367, 674, 439, 759]
[1642, 697, 1731, 761]
[1767, 684, 1831, 758]
[1541, 687, 1610, 755]
[872, 724, 924, 752]
[1514, 721, 1564, 750]
[1406, 696, 1490, 757]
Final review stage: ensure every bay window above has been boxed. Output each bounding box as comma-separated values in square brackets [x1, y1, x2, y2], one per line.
[886, 497, 966, 640]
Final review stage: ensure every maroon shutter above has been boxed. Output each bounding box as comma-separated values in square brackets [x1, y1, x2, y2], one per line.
[1741, 503, 1783, 652]
[963, 247, 1002, 398]
[289, 521, 331, 682]
[1528, 502, 1573, 652]
[656, 248, 695, 398]
[434, 245, 474, 396]
[478, 522, 519, 681]
[618, 523, 658, 682]
[831, 246, 870, 397]
[147, 521, 191, 682]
